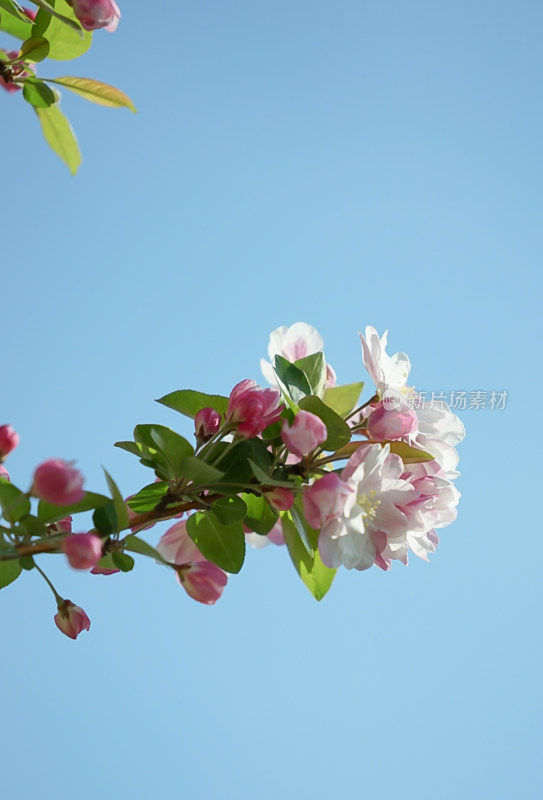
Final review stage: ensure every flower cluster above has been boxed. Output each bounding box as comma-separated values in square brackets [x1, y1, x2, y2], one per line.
[0, 322, 464, 639]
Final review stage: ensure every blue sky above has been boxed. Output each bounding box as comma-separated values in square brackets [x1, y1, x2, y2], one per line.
[1, 2, 541, 798]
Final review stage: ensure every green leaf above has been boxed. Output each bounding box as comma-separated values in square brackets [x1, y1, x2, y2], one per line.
[281, 514, 336, 601]
[186, 512, 245, 573]
[124, 534, 164, 562]
[157, 389, 229, 420]
[34, 104, 81, 174]
[133, 424, 193, 480]
[0, 479, 31, 523]
[294, 352, 327, 399]
[93, 502, 117, 535]
[289, 501, 314, 555]
[387, 441, 436, 464]
[103, 468, 129, 531]
[247, 459, 293, 488]
[211, 495, 247, 526]
[23, 78, 57, 107]
[112, 552, 135, 572]
[0, 559, 22, 589]
[126, 482, 169, 514]
[298, 395, 352, 451]
[0, 1, 33, 39]
[323, 382, 364, 417]
[19, 35, 50, 62]
[177, 456, 225, 485]
[239, 493, 277, 535]
[273, 355, 311, 405]
[114, 440, 148, 457]
[217, 439, 273, 488]
[31, 0, 82, 32]
[32, 0, 90, 60]
[48, 76, 136, 110]
[37, 491, 110, 523]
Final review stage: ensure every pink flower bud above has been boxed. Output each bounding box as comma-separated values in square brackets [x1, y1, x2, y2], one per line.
[62, 533, 103, 570]
[281, 411, 327, 458]
[32, 459, 85, 505]
[0, 425, 19, 460]
[227, 379, 284, 438]
[54, 600, 91, 640]
[71, 0, 121, 32]
[0, 465, 9, 481]
[179, 561, 228, 605]
[157, 520, 228, 604]
[302, 472, 355, 529]
[46, 516, 73, 535]
[263, 486, 294, 511]
[194, 407, 221, 441]
[367, 400, 418, 441]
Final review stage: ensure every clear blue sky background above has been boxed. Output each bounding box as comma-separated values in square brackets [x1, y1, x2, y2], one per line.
[1, 2, 541, 798]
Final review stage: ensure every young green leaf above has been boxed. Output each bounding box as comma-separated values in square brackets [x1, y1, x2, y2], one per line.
[0, 1, 34, 39]
[322, 382, 364, 417]
[32, 0, 91, 60]
[34, 104, 81, 174]
[0, 479, 31, 523]
[281, 514, 336, 601]
[19, 35, 50, 62]
[126, 482, 170, 514]
[157, 389, 229, 420]
[186, 512, 245, 573]
[103, 468, 129, 531]
[0, 559, 23, 590]
[273, 354, 311, 405]
[239, 493, 278, 535]
[23, 78, 57, 107]
[294, 352, 327, 398]
[48, 76, 136, 110]
[31, 0, 83, 32]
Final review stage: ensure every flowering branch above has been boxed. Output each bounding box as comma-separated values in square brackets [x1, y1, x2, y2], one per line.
[0, 1, 134, 173]
[0, 322, 465, 639]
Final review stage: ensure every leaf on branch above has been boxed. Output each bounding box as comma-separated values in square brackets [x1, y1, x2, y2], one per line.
[32, 0, 91, 60]
[48, 76, 136, 110]
[32, 0, 83, 33]
[281, 514, 336, 601]
[0, 559, 22, 590]
[23, 78, 58, 108]
[34, 104, 81, 174]
[19, 35, 50, 62]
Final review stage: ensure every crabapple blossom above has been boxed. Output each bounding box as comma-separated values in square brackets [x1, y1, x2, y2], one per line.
[318, 444, 414, 571]
[0, 465, 9, 481]
[226, 379, 284, 438]
[32, 459, 85, 505]
[0, 425, 19, 459]
[359, 327, 465, 479]
[54, 600, 91, 640]
[263, 486, 294, 511]
[260, 322, 337, 388]
[46, 516, 72, 535]
[281, 410, 327, 458]
[70, 0, 121, 32]
[62, 533, 103, 570]
[367, 400, 418, 441]
[194, 407, 221, 442]
[302, 472, 356, 530]
[157, 520, 228, 605]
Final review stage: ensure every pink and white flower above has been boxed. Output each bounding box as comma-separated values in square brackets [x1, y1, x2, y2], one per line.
[157, 520, 228, 605]
[281, 410, 327, 458]
[360, 327, 465, 479]
[0, 425, 19, 459]
[260, 322, 337, 389]
[226, 379, 284, 438]
[317, 444, 414, 571]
